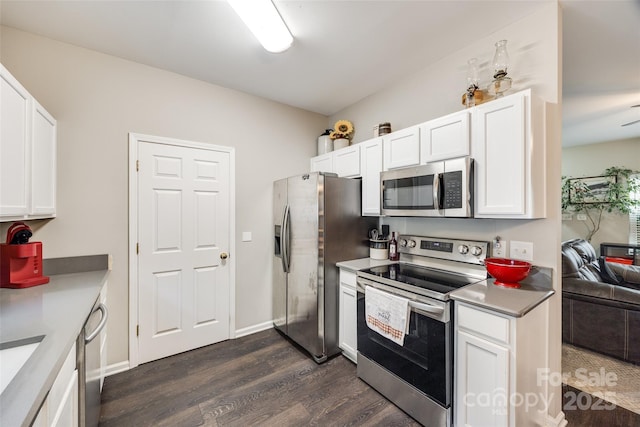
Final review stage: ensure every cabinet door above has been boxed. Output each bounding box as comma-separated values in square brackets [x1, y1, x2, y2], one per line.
[334, 145, 360, 177]
[50, 370, 79, 427]
[456, 330, 509, 427]
[0, 65, 31, 218]
[31, 99, 57, 216]
[310, 152, 333, 173]
[472, 92, 527, 216]
[420, 111, 470, 163]
[382, 126, 420, 170]
[360, 138, 383, 216]
[99, 283, 108, 392]
[339, 270, 358, 363]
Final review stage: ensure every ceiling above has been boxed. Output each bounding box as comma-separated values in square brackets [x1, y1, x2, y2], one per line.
[1, 0, 639, 146]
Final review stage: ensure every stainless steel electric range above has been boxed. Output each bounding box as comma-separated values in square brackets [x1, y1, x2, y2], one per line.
[356, 234, 489, 427]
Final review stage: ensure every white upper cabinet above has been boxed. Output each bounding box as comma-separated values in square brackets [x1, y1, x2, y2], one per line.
[310, 144, 361, 178]
[359, 137, 383, 216]
[31, 100, 57, 216]
[419, 110, 470, 163]
[382, 126, 420, 170]
[0, 64, 57, 221]
[472, 89, 545, 218]
[310, 152, 333, 174]
[334, 144, 360, 178]
[1, 64, 31, 218]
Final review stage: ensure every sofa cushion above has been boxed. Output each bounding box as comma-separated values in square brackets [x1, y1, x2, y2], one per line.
[599, 256, 621, 285]
[609, 262, 640, 285]
[562, 238, 603, 282]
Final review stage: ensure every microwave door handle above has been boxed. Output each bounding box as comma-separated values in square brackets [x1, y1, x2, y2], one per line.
[433, 173, 442, 210]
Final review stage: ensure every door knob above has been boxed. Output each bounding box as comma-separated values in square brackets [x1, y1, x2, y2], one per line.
[220, 252, 228, 260]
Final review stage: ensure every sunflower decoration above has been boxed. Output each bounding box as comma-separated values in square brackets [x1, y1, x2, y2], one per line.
[329, 119, 355, 141]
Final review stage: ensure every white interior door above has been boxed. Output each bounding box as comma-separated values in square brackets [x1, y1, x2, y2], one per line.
[137, 140, 231, 364]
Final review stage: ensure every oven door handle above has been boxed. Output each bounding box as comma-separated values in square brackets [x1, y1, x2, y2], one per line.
[356, 277, 448, 321]
[408, 300, 444, 317]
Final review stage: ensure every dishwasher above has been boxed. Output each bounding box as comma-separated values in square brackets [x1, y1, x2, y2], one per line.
[77, 297, 108, 427]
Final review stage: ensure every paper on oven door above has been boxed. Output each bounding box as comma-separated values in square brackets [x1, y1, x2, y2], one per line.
[365, 285, 410, 346]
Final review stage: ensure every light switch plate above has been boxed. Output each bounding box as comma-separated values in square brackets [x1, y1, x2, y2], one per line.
[510, 241, 534, 261]
[242, 231, 252, 242]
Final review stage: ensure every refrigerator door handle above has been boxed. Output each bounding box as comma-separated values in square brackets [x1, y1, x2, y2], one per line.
[282, 204, 291, 273]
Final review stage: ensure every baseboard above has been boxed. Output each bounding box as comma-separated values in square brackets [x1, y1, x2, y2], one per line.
[104, 323, 273, 377]
[546, 411, 568, 427]
[235, 320, 273, 338]
[104, 360, 130, 377]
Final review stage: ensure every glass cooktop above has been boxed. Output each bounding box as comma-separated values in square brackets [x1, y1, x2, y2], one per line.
[359, 263, 482, 296]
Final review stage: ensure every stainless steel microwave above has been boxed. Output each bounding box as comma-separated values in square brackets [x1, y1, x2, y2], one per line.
[380, 157, 474, 217]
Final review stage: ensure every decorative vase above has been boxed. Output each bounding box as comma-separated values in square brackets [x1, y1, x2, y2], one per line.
[317, 131, 333, 155]
[333, 138, 350, 150]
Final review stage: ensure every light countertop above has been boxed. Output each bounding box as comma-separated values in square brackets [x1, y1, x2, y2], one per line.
[336, 257, 395, 272]
[450, 266, 555, 317]
[0, 255, 109, 427]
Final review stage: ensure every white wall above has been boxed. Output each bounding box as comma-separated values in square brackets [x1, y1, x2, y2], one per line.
[562, 137, 640, 251]
[0, 26, 327, 366]
[329, 3, 563, 421]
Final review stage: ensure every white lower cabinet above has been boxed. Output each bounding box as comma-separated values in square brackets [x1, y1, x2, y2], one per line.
[455, 301, 549, 427]
[35, 343, 79, 427]
[99, 284, 108, 392]
[338, 269, 358, 363]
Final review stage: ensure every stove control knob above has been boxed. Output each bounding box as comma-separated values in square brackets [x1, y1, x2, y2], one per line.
[399, 239, 408, 247]
[471, 246, 483, 256]
[458, 245, 469, 255]
[407, 240, 417, 248]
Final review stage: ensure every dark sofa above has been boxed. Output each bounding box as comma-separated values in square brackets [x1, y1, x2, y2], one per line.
[561, 238, 640, 365]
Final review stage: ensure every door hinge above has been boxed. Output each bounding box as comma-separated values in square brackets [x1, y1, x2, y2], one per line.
[136, 160, 140, 172]
[136, 243, 139, 254]
[136, 325, 139, 336]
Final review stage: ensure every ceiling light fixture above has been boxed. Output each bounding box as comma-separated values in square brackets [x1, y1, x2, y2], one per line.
[227, 0, 293, 53]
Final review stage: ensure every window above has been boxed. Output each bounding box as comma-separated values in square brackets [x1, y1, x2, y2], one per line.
[630, 174, 640, 246]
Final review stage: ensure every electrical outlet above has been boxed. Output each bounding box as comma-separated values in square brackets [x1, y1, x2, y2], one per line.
[576, 214, 587, 221]
[492, 239, 508, 258]
[510, 241, 534, 261]
[562, 213, 573, 221]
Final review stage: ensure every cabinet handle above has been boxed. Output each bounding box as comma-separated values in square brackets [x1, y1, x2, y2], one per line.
[220, 252, 229, 260]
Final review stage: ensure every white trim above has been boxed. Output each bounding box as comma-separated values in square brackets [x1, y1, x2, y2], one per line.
[128, 133, 236, 369]
[235, 321, 274, 338]
[104, 361, 131, 378]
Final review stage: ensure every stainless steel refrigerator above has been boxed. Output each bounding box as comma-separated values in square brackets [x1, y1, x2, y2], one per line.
[273, 172, 376, 363]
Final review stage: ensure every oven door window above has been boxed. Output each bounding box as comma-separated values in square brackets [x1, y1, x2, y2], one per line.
[382, 175, 436, 210]
[357, 291, 451, 407]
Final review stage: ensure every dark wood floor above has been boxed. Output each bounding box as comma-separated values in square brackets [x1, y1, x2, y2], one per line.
[99, 328, 420, 426]
[100, 328, 640, 426]
[562, 384, 640, 427]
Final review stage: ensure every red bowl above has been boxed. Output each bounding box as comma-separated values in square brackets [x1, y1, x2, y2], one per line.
[484, 258, 532, 288]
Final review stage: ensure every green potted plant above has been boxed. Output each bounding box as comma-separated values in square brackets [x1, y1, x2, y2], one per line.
[561, 166, 640, 242]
